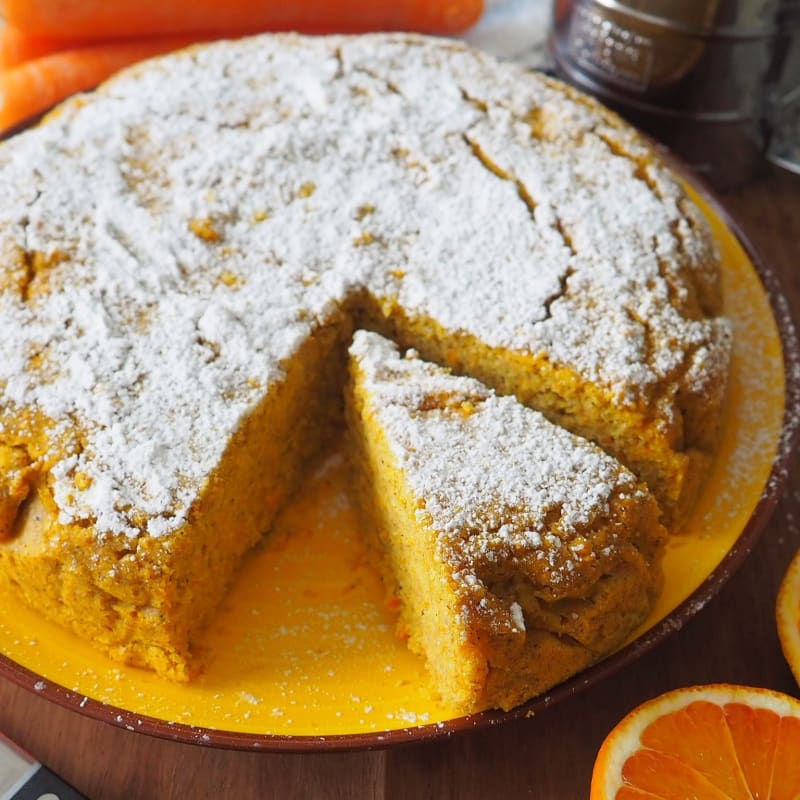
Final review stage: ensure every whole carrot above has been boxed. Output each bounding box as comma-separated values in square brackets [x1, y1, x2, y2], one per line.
[0, 24, 102, 69]
[0, 23, 231, 69]
[0, 0, 484, 39]
[0, 36, 205, 135]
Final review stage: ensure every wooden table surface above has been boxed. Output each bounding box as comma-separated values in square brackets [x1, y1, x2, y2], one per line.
[1, 164, 798, 800]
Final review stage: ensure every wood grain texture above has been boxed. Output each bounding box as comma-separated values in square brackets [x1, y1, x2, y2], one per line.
[1, 165, 798, 800]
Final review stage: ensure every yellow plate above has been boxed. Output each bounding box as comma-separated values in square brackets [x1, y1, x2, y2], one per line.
[0, 180, 795, 750]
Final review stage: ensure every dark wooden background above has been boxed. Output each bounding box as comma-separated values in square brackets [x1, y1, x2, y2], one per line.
[1, 166, 798, 800]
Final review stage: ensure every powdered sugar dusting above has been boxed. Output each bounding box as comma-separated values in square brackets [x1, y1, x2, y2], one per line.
[704, 239, 800, 517]
[0, 33, 728, 538]
[350, 330, 656, 597]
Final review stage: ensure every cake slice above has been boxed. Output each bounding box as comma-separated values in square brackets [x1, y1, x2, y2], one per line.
[346, 330, 667, 713]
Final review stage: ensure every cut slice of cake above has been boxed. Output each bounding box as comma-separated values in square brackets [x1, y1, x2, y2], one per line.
[346, 330, 667, 713]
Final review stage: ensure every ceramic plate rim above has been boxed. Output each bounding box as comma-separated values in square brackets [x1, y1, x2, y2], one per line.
[0, 155, 798, 753]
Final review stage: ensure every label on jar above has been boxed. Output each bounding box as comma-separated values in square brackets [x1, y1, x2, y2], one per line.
[567, 3, 655, 90]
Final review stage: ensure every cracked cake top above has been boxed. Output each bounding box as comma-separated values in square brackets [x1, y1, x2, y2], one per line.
[0, 33, 730, 539]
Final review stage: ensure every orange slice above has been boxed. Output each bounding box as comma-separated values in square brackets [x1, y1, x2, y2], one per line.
[590, 684, 800, 800]
[777, 548, 800, 687]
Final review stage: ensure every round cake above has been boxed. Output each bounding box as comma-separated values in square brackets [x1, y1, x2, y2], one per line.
[0, 33, 730, 704]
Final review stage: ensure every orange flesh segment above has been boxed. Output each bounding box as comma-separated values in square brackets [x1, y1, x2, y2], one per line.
[724, 703, 780, 799]
[771, 716, 800, 800]
[638, 701, 751, 799]
[617, 789, 672, 800]
[619, 700, 800, 799]
[621, 750, 739, 800]
[617, 789, 669, 800]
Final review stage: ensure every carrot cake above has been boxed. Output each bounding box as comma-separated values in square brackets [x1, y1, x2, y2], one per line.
[0, 33, 731, 689]
[346, 330, 666, 712]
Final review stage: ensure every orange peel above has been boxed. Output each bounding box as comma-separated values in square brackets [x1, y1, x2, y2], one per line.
[777, 547, 800, 687]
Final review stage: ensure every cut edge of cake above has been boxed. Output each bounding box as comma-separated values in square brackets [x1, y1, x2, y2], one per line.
[345, 330, 667, 712]
[0, 318, 350, 679]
